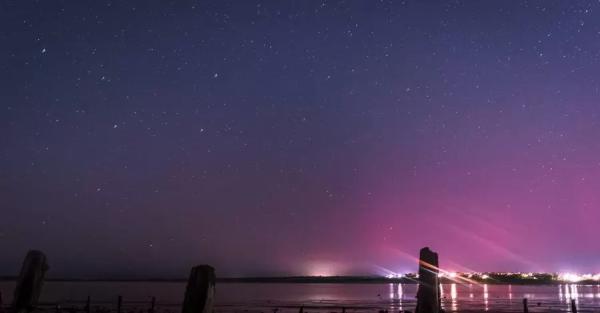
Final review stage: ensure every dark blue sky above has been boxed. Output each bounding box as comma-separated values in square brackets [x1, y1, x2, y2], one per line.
[3, 1, 600, 278]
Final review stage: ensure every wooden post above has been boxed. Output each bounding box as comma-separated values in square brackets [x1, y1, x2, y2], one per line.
[85, 296, 91, 313]
[299, 307, 303, 313]
[415, 247, 440, 313]
[117, 296, 122, 313]
[522, 298, 528, 313]
[571, 299, 577, 313]
[182, 265, 215, 313]
[11, 250, 49, 313]
[150, 297, 156, 313]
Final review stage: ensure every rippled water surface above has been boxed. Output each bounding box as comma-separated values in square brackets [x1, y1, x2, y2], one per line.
[1, 282, 600, 312]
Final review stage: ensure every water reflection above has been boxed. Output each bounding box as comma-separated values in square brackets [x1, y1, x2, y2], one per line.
[469, 283, 474, 299]
[388, 283, 402, 311]
[559, 284, 563, 300]
[564, 284, 571, 301]
[483, 284, 489, 311]
[399, 284, 403, 300]
[390, 283, 600, 311]
[440, 284, 445, 311]
[561, 284, 580, 303]
[9, 281, 600, 312]
[450, 283, 457, 312]
[389, 283, 398, 300]
[571, 284, 579, 303]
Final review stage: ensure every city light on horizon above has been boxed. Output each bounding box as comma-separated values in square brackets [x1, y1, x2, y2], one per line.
[306, 269, 600, 284]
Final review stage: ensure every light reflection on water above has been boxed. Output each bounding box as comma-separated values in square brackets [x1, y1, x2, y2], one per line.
[1, 282, 600, 312]
[483, 283, 489, 311]
[450, 283, 457, 312]
[388, 283, 402, 311]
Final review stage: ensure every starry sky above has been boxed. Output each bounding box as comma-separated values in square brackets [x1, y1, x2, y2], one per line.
[3, 0, 600, 278]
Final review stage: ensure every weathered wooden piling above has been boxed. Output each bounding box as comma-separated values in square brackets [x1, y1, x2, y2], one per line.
[571, 299, 577, 313]
[150, 296, 156, 313]
[415, 247, 440, 313]
[117, 296, 122, 313]
[522, 298, 528, 313]
[182, 265, 215, 313]
[85, 296, 91, 313]
[11, 250, 49, 313]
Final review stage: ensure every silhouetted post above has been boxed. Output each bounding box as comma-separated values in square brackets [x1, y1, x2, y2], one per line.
[299, 307, 303, 313]
[11, 250, 49, 313]
[54, 304, 60, 313]
[342, 307, 346, 313]
[522, 298, 528, 313]
[85, 296, 91, 313]
[571, 299, 577, 313]
[150, 297, 156, 313]
[117, 296, 122, 313]
[182, 265, 215, 313]
[415, 247, 440, 313]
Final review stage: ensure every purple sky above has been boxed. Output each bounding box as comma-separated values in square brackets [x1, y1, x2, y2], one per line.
[2, 1, 600, 278]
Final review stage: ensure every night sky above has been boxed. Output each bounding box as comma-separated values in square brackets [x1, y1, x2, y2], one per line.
[3, 1, 600, 278]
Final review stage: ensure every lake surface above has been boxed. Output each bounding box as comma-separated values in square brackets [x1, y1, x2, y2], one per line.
[1, 282, 600, 312]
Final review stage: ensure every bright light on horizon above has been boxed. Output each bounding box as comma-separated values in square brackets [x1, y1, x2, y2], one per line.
[302, 269, 600, 280]
[557, 272, 600, 283]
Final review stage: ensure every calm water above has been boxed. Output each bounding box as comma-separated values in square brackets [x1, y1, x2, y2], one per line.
[1, 282, 600, 312]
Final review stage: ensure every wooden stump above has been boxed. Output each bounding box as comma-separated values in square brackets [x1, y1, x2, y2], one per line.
[415, 247, 440, 313]
[12, 250, 49, 313]
[85, 296, 91, 313]
[117, 296, 122, 313]
[150, 296, 156, 313]
[182, 265, 215, 313]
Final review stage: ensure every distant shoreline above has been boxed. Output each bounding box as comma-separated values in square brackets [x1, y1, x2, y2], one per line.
[1, 275, 599, 285]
